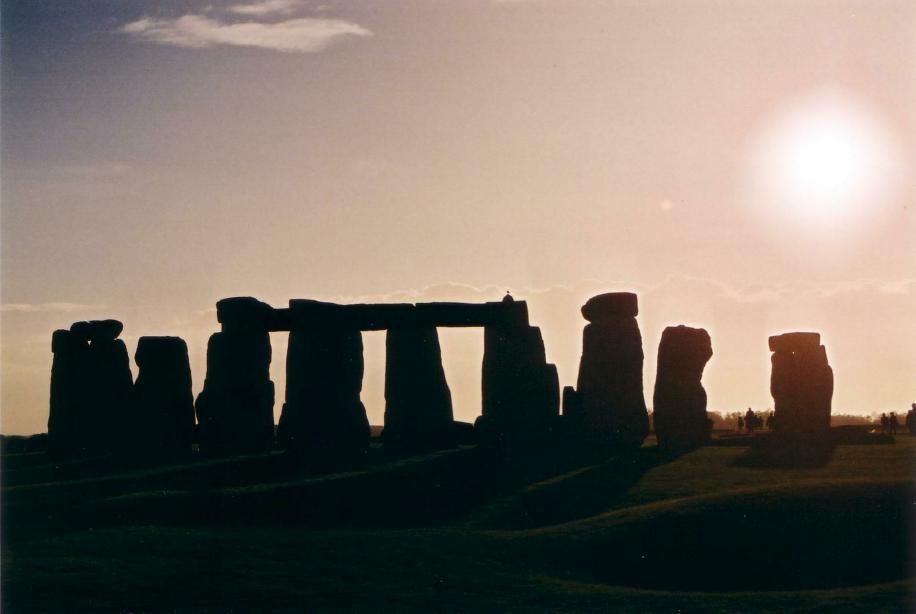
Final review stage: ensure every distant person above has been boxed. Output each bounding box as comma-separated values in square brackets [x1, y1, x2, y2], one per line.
[765, 413, 773, 430]
[906, 404, 916, 436]
[745, 408, 756, 433]
[888, 412, 899, 435]
[737, 416, 744, 432]
[880, 413, 889, 435]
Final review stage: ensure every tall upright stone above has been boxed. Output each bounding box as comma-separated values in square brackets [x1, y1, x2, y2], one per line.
[195, 297, 275, 456]
[769, 332, 833, 440]
[569, 292, 648, 450]
[48, 329, 88, 456]
[49, 320, 132, 456]
[278, 324, 370, 459]
[653, 325, 713, 452]
[382, 327, 455, 452]
[478, 296, 560, 441]
[131, 336, 195, 458]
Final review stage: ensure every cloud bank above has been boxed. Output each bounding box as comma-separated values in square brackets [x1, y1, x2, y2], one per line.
[119, 13, 370, 54]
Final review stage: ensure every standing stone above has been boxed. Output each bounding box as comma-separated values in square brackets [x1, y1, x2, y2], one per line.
[570, 292, 649, 450]
[278, 326, 370, 460]
[131, 336, 194, 458]
[382, 327, 455, 452]
[769, 332, 833, 440]
[48, 330, 88, 456]
[652, 325, 713, 452]
[49, 320, 132, 456]
[478, 298, 560, 440]
[196, 297, 275, 456]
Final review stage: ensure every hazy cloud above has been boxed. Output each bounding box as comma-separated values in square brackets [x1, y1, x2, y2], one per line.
[1, 303, 107, 313]
[119, 14, 370, 53]
[228, 0, 306, 16]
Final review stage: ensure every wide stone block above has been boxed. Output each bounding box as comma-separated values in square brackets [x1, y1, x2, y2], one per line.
[768, 332, 820, 353]
[581, 292, 639, 322]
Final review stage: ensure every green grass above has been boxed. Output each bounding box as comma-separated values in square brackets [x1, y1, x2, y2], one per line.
[3, 437, 915, 612]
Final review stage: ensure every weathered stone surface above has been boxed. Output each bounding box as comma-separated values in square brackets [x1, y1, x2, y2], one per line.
[277, 327, 369, 459]
[131, 336, 194, 458]
[770, 332, 833, 440]
[652, 325, 713, 452]
[478, 323, 559, 439]
[195, 329, 274, 455]
[382, 327, 455, 452]
[768, 332, 820, 354]
[571, 294, 649, 449]
[581, 292, 639, 322]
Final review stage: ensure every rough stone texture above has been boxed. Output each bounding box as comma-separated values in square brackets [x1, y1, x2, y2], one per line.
[195, 328, 275, 456]
[478, 322, 559, 439]
[131, 336, 195, 458]
[652, 325, 713, 452]
[571, 293, 649, 449]
[277, 327, 370, 459]
[50, 322, 133, 456]
[770, 332, 833, 439]
[382, 327, 455, 452]
[581, 292, 639, 322]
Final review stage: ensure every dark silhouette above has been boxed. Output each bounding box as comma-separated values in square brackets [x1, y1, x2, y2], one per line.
[888, 412, 899, 435]
[130, 336, 194, 459]
[49, 320, 131, 457]
[195, 297, 275, 456]
[906, 404, 916, 435]
[278, 323, 370, 460]
[736, 416, 744, 432]
[769, 332, 833, 440]
[567, 293, 649, 450]
[880, 413, 889, 435]
[652, 325, 713, 452]
[382, 326, 456, 452]
[477, 298, 559, 445]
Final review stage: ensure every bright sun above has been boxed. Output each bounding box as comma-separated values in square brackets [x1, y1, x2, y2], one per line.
[744, 89, 904, 236]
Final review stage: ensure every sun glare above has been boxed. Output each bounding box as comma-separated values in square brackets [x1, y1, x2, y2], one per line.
[744, 89, 905, 238]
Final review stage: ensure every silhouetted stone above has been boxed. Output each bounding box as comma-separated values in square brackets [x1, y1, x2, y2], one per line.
[382, 327, 455, 452]
[562, 385, 581, 419]
[581, 292, 638, 322]
[131, 336, 194, 458]
[86, 337, 133, 452]
[769, 332, 833, 440]
[48, 329, 88, 457]
[768, 332, 820, 354]
[217, 296, 272, 332]
[478, 322, 559, 441]
[277, 326, 369, 459]
[571, 293, 649, 450]
[196, 323, 274, 456]
[70, 319, 124, 342]
[653, 325, 713, 452]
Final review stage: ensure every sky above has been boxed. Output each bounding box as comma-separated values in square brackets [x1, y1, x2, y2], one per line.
[2, 0, 914, 435]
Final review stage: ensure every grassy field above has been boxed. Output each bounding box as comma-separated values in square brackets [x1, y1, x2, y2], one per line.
[3, 435, 914, 612]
